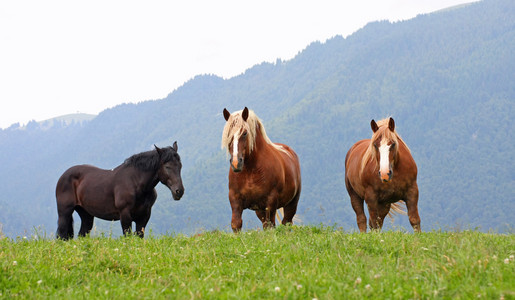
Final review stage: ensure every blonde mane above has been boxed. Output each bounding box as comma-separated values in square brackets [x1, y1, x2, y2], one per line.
[359, 118, 410, 178]
[221, 109, 288, 155]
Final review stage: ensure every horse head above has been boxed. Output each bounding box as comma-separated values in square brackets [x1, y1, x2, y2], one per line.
[222, 107, 250, 172]
[370, 117, 398, 183]
[155, 141, 184, 200]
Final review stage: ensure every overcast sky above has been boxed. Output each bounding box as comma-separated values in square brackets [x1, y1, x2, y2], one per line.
[0, 0, 476, 129]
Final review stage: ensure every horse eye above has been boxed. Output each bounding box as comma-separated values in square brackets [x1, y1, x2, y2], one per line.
[242, 131, 248, 137]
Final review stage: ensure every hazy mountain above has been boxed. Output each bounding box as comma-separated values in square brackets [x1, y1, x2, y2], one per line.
[0, 0, 513, 238]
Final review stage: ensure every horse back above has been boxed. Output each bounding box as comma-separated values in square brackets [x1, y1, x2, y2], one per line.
[56, 165, 114, 205]
[57, 165, 93, 192]
[275, 143, 300, 171]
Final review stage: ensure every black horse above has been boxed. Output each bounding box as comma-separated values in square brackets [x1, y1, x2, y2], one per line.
[56, 142, 184, 239]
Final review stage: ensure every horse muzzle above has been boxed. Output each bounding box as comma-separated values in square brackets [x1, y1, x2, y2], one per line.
[231, 157, 243, 172]
[379, 169, 393, 182]
[170, 186, 184, 200]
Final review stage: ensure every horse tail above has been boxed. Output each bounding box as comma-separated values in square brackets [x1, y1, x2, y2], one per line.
[387, 201, 407, 219]
[276, 208, 283, 224]
[275, 207, 302, 224]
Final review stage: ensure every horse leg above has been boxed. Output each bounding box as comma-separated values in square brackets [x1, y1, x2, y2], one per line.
[56, 202, 75, 240]
[262, 193, 279, 229]
[75, 206, 94, 237]
[264, 207, 277, 229]
[405, 184, 421, 232]
[364, 192, 381, 231]
[135, 220, 148, 238]
[367, 206, 381, 231]
[230, 205, 243, 233]
[135, 212, 151, 238]
[347, 179, 367, 232]
[134, 190, 157, 238]
[377, 203, 391, 230]
[228, 190, 243, 233]
[254, 208, 276, 229]
[281, 192, 300, 225]
[119, 208, 134, 236]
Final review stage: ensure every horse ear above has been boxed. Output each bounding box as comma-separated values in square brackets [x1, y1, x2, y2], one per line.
[154, 144, 162, 156]
[172, 141, 178, 151]
[388, 117, 395, 131]
[223, 108, 231, 121]
[242, 107, 249, 122]
[370, 120, 379, 133]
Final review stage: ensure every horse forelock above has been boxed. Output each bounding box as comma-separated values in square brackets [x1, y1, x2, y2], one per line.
[359, 118, 408, 178]
[222, 109, 279, 154]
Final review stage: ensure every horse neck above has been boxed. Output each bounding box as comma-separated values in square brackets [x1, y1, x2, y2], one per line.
[394, 141, 414, 169]
[245, 127, 272, 168]
[392, 145, 401, 169]
[120, 164, 160, 190]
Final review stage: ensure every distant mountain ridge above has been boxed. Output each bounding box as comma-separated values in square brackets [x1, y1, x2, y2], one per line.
[6, 113, 96, 131]
[36, 113, 96, 130]
[41, 113, 96, 125]
[0, 0, 513, 237]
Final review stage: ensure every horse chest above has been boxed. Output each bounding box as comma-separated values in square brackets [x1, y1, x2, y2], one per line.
[239, 185, 267, 208]
[231, 177, 274, 210]
[233, 169, 272, 191]
[375, 183, 406, 202]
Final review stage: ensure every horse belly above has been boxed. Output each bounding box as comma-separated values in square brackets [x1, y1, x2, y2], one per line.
[79, 200, 120, 221]
[76, 179, 120, 220]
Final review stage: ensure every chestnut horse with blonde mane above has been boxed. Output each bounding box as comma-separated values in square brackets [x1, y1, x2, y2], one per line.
[345, 117, 420, 232]
[222, 107, 301, 232]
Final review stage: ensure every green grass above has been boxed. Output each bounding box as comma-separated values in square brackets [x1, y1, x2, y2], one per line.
[1, 226, 513, 299]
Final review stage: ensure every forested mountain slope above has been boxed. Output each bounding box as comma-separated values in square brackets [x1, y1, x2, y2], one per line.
[0, 0, 513, 237]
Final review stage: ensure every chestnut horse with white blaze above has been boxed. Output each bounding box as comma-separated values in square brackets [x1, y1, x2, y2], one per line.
[345, 117, 421, 232]
[221, 107, 301, 232]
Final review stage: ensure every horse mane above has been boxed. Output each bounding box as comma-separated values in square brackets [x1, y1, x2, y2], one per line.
[359, 118, 410, 178]
[123, 147, 179, 171]
[221, 109, 288, 155]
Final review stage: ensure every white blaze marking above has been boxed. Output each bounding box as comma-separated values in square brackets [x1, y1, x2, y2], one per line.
[232, 133, 239, 159]
[378, 140, 391, 174]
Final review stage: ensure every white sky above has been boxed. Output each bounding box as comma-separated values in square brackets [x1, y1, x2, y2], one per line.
[0, 0, 475, 129]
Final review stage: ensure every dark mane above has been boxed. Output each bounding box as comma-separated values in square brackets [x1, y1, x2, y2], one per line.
[123, 147, 179, 171]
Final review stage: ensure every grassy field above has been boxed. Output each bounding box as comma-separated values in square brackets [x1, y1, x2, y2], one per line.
[0, 226, 513, 299]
